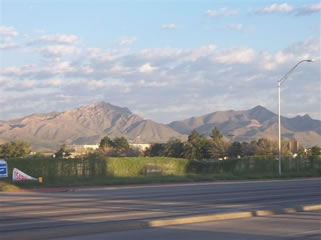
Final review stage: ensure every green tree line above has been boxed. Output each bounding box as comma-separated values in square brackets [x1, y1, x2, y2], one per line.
[144, 127, 321, 160]
[0, 140, 32, 158]
[0, 127, 320, 161]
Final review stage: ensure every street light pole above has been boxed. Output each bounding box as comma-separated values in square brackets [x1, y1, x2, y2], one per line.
[277, 59, 313, 176]
[278, 80, 281, 175]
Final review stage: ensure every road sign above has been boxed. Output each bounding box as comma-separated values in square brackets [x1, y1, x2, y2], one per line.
[0, 159, 8, 178]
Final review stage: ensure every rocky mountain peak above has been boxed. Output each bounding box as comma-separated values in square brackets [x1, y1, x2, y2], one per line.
[0, 103, 320, 150]
[248, 105, 275, 123]
[80, 101, 132, 114]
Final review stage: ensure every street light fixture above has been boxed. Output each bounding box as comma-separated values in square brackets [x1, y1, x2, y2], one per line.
[277, 59, 314, 175]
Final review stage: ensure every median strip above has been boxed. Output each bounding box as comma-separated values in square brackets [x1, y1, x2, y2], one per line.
[0, 204, 320, 240]
[148, 204, 321, 228]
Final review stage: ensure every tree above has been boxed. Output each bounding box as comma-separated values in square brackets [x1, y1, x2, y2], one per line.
[183, 142, 196, 160]
[164, 139, 184, 158]
[55, 144, 71, 158]
[208, 127, 229, 159]
[99, 136, 114, 149]
[145, 143, 165, 157]
[309, 146, 321, 160]
[256, 138, 276, 155]
[228, 141, 242, 158]
[210, 127, 223, 140]
[255, 138, 290, 156]
[209, 138, 229, 159]
[188, 130, 201, 143]
[297, 146, 307, 159]
[194, 138, 212, 160]
[241, 141, 257, 156]
[0, 140, 32, 158]
[185, 130, 212, 160]
[113, 137, 129, 152]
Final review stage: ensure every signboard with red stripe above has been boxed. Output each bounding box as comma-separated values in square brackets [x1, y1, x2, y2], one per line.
[12, 168, 37, 181]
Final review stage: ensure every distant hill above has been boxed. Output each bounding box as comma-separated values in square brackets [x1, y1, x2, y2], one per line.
[0, 102, 184, 151]
[169, 105, 321, 147]
[0, 103, 320, 151]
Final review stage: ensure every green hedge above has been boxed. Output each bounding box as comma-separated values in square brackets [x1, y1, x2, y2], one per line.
[4, 156, 319, 181]
[4, 156, 189, 179]
[107, 157, 189, 177]
[5, 156, 107, 180]
[187, 156, 320, 174]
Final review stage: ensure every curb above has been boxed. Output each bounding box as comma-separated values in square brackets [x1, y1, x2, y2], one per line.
[1, 203, 320, 240]
[148, 204, 321, 227]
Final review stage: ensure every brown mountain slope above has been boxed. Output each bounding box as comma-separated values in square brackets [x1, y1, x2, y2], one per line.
[0, 102, 185, 151]
[0, 103, 320, 150]
[168, 105, 321, 147]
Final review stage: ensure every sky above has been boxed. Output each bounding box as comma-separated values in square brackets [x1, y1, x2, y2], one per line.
[0, 0, 320, 123]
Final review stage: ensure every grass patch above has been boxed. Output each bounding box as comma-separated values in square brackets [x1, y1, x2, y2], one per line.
[0, 180, 20, 192]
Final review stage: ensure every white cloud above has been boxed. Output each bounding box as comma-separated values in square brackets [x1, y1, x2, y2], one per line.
[226, 24, 243, 31]
[0, 26, 18, 36]
[137, 45, 216, 64]
[255, 3, 321, 16]
[284, 37, 320, 60]
[86, 79, 132, 92]
[0, 42, 19, 49]
[1, 66, 22, 76]
[39, 45, 81, 57]
[206, 8, 239, 17]
[40, 78, 62, 87]
[161, 24, 178, 29]
[119, 37, 136, 46]
[21, 80, 37, 88]
[139, 48, 184, 60]
[1, 36, 320, 122]
[80, 65, 94, 74]
[256, 3, 293, 14]
[138, 63, 158, 73]
[0, 35, 19, 50]
[87, 48, 128, 62]
[182, 45, 216, 62]
[0, 61, 75, 79]
[262, 51, 294, 70]
[110, 64, 132, 74]
[295, 3, 321, 16]
[212, 47, 256, 64]
[30, 34, 78, 45]
[0, 76, 13, 87]
[139, 79, 168, 88]
[50, 61, 75, 73]
[87, 80, 105, 89]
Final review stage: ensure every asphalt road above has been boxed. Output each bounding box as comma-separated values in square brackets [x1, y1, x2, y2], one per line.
[55, 211, 321, 240]
[0, 178, 320, 240]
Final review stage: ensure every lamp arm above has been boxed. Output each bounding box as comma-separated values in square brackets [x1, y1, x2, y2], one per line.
[278, 60, 311, 86]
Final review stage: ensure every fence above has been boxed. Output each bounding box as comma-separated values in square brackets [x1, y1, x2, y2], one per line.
[4, 155, 320, 180]
[187, 156, 321, 174]
[5, 156, 107, 180]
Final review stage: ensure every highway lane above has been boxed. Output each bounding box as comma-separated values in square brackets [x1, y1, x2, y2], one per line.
[0, 178, 320, 239]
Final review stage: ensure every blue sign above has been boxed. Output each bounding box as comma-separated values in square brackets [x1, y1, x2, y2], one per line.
[0, 159, 8, 178]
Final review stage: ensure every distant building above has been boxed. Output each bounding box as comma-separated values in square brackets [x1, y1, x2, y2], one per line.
[66, 143, 150, 157]
[288, 138, 299, 154]
[130, 143, 151, 151]
[67, 144, 99, 157]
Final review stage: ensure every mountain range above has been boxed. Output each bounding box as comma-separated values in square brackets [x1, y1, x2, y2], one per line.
[0, 102, 320, 151]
